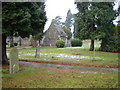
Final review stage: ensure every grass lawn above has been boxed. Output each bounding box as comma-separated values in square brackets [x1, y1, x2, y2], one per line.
[2, 65, 118, 88]
[7, 40, 119, 67]
[3, 40, 119, 88]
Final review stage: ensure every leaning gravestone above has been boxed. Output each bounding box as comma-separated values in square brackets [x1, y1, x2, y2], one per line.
[9, 48, 19, 74]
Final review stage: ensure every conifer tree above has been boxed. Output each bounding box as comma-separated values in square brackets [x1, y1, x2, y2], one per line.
[2, 2, 47, 64]
[75, 2, 117, 51]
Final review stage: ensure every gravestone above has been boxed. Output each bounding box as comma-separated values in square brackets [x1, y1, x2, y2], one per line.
[35, 46, 40, 58]
[9, 48, 19, 74]
[35, 41, 40, 58]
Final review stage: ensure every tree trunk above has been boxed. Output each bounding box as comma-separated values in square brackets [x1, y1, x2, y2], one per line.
[10, 36, 14, 47]
[2, 34, 9, 65]
[19, 36, 22, 46]
[100, 38, 106, 51]
[89, 40, 94, 51]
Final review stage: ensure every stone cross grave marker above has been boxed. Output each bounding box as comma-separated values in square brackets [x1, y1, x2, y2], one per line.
[9, 48, 19, 74]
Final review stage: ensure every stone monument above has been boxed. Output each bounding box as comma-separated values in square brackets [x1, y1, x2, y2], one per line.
[35, 41, 40, 58]
[9, 48, 19, 74]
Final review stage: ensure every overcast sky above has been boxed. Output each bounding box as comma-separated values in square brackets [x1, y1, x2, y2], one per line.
[44, 0, 119, 31]
[44, 0, 78, 31]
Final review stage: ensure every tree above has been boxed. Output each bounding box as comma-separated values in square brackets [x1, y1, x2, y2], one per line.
[2, 2, 31, 64]
[2, 2, 47, 64]
[73, 14, 78, 38]
[98, 3, 119, 52]
[75, 2, 117, 51]
[53, 16, 62, 25]
[99, 20, 120, 52]
[30, 2, 47, 58]
[62, 26, 72, 40]
[64, 9, 73, 29]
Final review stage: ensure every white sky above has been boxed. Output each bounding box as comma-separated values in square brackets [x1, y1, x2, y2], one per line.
[113, 1, 120, 24]
[44, 0, 119, 31]
[44, 0, 78, 31]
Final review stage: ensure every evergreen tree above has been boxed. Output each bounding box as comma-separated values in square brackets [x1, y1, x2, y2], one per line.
[64, 9, 73, 29]
[53, 16, 62, 25]
[99, 3, 120, 52]
[2, 2, 47, 64]
[62, 26, 72, 40]
[75, 2, 117, 51]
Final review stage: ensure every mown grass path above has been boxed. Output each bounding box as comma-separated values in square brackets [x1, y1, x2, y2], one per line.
[19, 61, 119, 72]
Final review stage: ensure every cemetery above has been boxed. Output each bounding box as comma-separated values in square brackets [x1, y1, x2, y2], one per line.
[2, 1, 120, 89]
[2, 40, 119, 88]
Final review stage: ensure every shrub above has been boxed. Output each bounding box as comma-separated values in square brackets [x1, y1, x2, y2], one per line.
[56, 40, 65, 48]
[71, 39, 82, 47]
